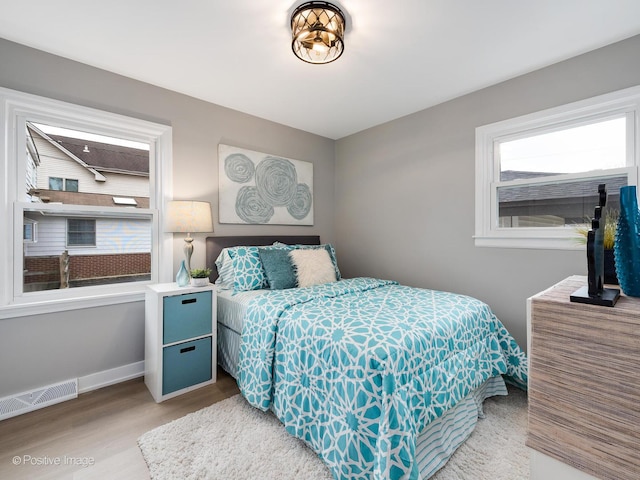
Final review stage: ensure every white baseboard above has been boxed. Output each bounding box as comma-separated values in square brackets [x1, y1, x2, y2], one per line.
[78, 361, 145, 394]
[0, 362, 145, 421]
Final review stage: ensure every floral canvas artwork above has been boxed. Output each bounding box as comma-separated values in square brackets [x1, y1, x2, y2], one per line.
[218, 144, 313, 225]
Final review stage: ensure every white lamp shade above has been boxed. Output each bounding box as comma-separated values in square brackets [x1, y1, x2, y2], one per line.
[165, 201, 213, 233]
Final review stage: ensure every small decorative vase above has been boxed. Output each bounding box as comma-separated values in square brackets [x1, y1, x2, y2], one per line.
[190, 277, 209, 287]
[175, 260, 190, 287]
[614, 186, 640, 297]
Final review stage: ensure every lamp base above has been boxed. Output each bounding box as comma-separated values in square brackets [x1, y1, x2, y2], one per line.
[183, 236, 194, 274]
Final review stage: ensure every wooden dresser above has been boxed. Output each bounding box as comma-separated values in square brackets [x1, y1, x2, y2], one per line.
[527, 275, 640, 480]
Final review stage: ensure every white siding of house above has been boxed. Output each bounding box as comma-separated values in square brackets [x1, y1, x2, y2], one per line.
[94, 172, 149, 198]
[23, 215, 64, 256]
[24, 215, 151, 257]
[32, 134, 149, 197]
[25, 149, 38, 201]
[95, 217, 151, 253]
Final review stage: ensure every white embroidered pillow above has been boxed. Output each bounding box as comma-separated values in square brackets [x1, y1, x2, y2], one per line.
[289, 248, 337, 287]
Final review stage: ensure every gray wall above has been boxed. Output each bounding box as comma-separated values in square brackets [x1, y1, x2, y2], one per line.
[0, 39, 335, 396]
[2, 34, 638, 397]
[335, 35, 640, 350]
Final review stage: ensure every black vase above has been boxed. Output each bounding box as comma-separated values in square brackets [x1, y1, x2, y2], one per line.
[603, 249, 618, 285]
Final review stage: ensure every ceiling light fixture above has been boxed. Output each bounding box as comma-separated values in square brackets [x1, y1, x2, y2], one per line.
[291, 1, 346, 64]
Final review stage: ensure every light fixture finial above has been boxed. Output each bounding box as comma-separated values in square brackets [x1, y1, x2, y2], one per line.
[291, 1, 345, 64]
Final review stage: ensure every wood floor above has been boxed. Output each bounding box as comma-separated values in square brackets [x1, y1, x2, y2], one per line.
[0, 368, 240, 479]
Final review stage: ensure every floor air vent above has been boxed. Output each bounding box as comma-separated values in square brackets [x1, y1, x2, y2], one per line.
[0, 379, 78, 421]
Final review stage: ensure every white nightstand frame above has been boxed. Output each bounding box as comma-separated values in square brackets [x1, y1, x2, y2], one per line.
[144, 282, 217, 402]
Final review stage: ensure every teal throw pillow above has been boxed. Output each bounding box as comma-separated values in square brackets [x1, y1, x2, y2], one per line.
[259, 248, 297, 290]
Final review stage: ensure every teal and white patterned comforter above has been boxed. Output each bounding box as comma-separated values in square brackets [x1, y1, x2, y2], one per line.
[238, 278, 527, 480]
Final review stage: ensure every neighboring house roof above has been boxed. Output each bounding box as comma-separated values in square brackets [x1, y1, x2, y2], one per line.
[499, 170, 625, 203]
[29, 189, 149, 208]
[500, 170, 558, 181]
[47, 134, 149, 176]
[27, 124, 106, 182]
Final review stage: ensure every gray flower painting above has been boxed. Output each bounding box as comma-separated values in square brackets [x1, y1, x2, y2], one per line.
[218, 144, 313, 225]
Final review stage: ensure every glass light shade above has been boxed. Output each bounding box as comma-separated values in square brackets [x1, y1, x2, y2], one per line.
[291, 2, 345, 64]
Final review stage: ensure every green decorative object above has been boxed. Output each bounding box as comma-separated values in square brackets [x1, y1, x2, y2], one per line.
[190, 268, 211, 287]
[190, 268, 212, 279]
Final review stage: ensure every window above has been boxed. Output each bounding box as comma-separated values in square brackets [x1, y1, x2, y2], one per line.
[0, 87, 173, 318]
[113, 197, 138, 206]
[23, 218, 37, 243]
[475, 86, 640, 249]
[49, 177, 63, 190]
[67, 219, 96, 246]
[49, 177, 79, 192]
[65, 179, 79, 192]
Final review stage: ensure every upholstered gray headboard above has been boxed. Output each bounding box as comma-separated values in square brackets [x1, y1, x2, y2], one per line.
[205, 235, 321, 282]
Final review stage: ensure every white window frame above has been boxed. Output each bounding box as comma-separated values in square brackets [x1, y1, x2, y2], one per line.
[475, 85, 640, 249]
[0, 87, 174, 318]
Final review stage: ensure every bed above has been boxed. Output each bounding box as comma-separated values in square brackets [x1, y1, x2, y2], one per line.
[205, 235, 528, 480]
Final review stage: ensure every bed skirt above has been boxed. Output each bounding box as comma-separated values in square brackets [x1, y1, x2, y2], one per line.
[217, 320, 508, 479]
[218, 322, 241, 379]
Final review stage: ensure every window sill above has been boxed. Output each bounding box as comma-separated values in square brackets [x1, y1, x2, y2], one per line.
[0, 289, 145, 320]
[474, 235, 584, 250]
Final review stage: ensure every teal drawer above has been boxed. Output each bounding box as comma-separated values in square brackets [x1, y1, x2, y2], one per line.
[162, 337, 212, 395]
[163, 291, 212, 344]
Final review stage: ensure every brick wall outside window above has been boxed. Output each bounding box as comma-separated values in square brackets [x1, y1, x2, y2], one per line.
[24, 253, 151, 289]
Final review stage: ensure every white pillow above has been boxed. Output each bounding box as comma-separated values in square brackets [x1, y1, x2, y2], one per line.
[289, 248, 337, 287]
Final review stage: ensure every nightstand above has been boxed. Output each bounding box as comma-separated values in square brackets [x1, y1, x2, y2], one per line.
[144, 282, 217, 402]
[527, 275, 640, 480]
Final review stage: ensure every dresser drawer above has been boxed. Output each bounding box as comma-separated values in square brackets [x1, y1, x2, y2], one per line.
[163, 290, 212, 344]
[162, 337, 212, 395]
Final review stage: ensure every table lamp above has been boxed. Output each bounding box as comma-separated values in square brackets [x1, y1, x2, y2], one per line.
[165, 200, 213, 281]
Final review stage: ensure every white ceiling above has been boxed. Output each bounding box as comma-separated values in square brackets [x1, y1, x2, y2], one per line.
[2, 1, 640, 139]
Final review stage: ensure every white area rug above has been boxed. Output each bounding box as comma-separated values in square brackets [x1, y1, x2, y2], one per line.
[138, 387, 528, 480]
